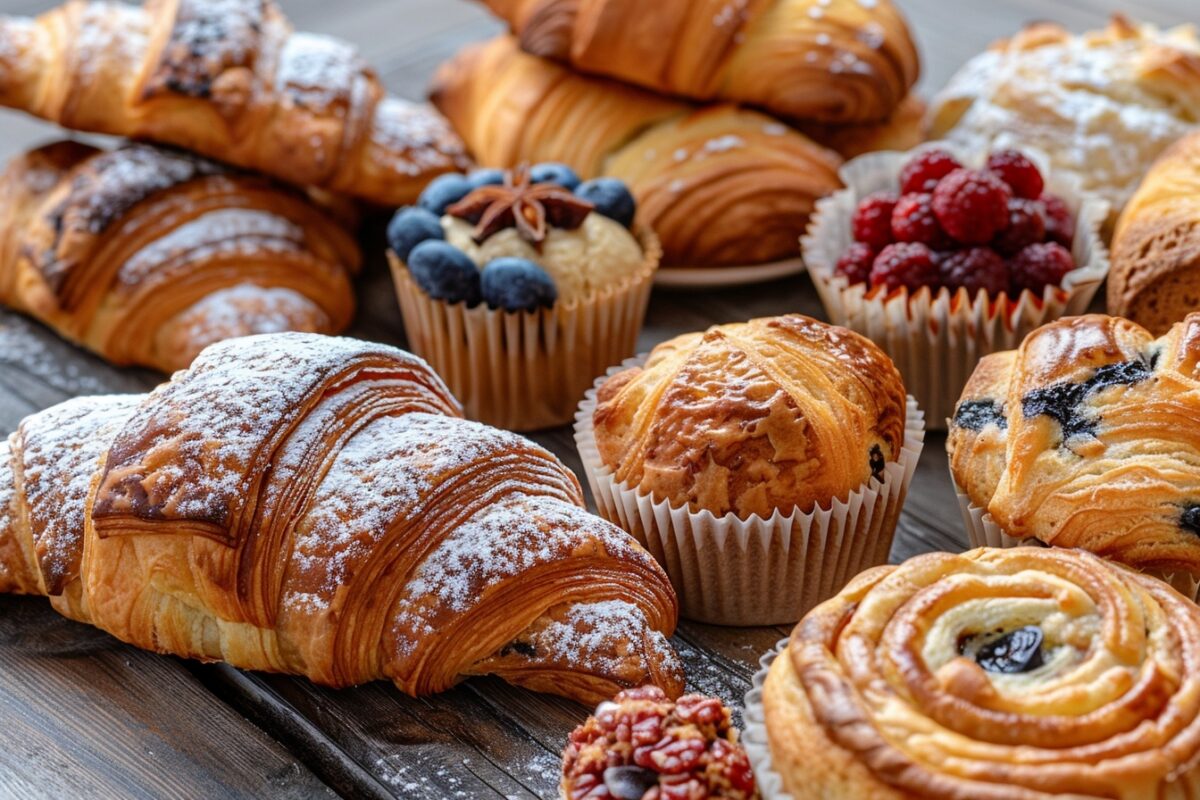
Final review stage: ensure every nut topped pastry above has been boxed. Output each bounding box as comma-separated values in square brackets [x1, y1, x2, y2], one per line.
[561, 686, 758, 800]
[593, 315, 908, 518]
[949, 313, 1200, 578]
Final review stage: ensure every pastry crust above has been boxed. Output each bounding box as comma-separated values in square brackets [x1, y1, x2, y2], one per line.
[763, 548, 1200, 799]
[0, 0, 470, 205]
[1110, 131, 1200, 334]
[0, 333, 684, 705]
[481, 0, 920, 124]
[592, 314, 907, 518]
[430, 36, 843, 267]
[0, 140, 360, 372]
[948, 313, 1200, 576]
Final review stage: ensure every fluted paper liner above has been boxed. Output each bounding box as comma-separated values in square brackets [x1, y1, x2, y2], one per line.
[574, 355, 925, 626]
[802, 144, 1111, 431]
[389, 227, 660, 431]
[950, 470, 1200, 601]
[743, 638, 793, 800]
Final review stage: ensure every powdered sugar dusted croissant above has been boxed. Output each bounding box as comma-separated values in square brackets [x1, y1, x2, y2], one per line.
[0, 333, 683, 704]
[431, 37, 842, 267]
[0, 0, 470, 205]
[0, 140, 360, 373]
[480, 0, 920, 124]
[949, 313, 1200, 577]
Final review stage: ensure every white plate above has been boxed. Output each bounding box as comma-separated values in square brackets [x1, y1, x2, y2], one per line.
[652, 257, 807, 289]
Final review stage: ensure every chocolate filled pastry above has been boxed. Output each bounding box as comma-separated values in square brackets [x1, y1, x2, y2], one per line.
[949, 313, 1200, 578]
[0, 333, 683, 704]
[760, 547, 1200, 799]
[430, 36, 843, 268]
[0, 0, 470, 205]
[0, 140, 360, 372]
[479, 0, 920, 125]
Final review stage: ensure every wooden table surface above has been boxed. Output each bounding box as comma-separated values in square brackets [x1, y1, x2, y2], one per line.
[0, 1, 1192, 797]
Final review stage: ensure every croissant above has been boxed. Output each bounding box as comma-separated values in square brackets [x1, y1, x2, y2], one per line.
[430, 37, 843, 268]
[1110, 131, 1200, 335]
[0, 140, 360, 373]
[0, 0, 471, 205]
[948, 313, 1200, 577]
[478, 0, 920, 124]
[760, 547, 1200, 799]
[0, 332, 684, 705]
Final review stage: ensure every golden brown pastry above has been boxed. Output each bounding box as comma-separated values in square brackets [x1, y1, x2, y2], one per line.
[0, 0, 470, 205]
[0, 332, 684, 705]
[0, 140, 359, 373]
[479, 0, 920, 124]
[1110, 131, 1200, 334]
[430, 37, 843, 267]
[592, 314, 907, 518]
[928, 16, 1200, 221]
[762, 547, 1200, 799]
[797, 93, 926, 160]
[948, 313, 1200, 577]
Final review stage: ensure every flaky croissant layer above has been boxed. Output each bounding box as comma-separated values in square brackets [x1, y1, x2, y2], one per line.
[0, 333, 683, 704]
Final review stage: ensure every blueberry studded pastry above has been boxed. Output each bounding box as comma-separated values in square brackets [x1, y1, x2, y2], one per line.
[759, 547, 1200, 799]
[949, 313, 1200, 577]
[561, 686, 758, 800]
[389, 163, 647, 312]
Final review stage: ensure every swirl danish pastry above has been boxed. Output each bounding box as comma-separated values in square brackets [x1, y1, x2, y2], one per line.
[759, 547, 1200, 799]
[479, 0, 920, 124]
[0, 140, 360, 373]
[0, 332, 683, 704]
[949, 313, 1200, 579]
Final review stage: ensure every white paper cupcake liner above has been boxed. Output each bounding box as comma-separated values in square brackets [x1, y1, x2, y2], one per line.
[743, 638, 792, 800]
[951, 472, 1200, 601]
[389, 228, 660, 431]
[574, 355, 926, 626]
[802, 144, 1111, 430]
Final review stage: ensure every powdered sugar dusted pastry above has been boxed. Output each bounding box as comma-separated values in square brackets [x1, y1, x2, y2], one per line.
[0, 140, 360, 372]
[929, 16, 1200, 219]
[0, 332, 684, 704]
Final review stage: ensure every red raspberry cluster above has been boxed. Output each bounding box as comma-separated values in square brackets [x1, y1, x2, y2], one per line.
[837, 149, 1077, 298]
[560, 686, 758, 800]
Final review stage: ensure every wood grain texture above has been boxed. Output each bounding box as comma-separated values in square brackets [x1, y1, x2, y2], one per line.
[0, 0, 1196, 797]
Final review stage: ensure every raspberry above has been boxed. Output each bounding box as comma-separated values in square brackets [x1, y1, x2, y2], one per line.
[870, 242, 938, 292]
[835, 242, 875, 284]
[993, 198, 1046, 255]
[891, 192, 950, 248]
[1040, 193, 1075, 247]
[1010, 242, 1074, 294]
[986, 150, 1045, 199]
[932, 168, 1013, 244]
[851, 191, 898, 249]
[898, 149, 962, 194]
[939, 247, 1009, 296]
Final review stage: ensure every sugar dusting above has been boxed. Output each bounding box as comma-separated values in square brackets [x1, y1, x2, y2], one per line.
[530, 599, 676, 677]
[371, 98, 468, 174]
[277, 32, 361, 113]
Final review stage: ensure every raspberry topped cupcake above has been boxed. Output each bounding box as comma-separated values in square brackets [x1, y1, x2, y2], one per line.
[561, 686, 758, 800]
[388, 163, 660, 430]
[804, 144, 1109, 428]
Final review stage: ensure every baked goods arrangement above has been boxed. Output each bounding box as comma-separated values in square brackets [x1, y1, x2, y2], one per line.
[7, 0, 1200, 797]
[0, 140, 360, 372]
[746, 547, 1200, 799]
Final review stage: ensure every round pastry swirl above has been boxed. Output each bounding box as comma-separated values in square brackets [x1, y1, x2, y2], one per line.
[763, 547, 1200, 799]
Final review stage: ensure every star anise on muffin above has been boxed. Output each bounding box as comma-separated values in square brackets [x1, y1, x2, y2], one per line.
[446, 164, 594, 247]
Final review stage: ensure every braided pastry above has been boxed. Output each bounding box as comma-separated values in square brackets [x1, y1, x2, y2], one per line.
[1111, 131, 1200, 334]
[949, 313, 1200, 577]
[0, 0, 470, 205]
[593, 315, 908, 518]
[430, 37, 843, 268]
[0, 140, 360, 373]
[479, 0, 920, 124]
[762, 547, 1200, 799]
[0, 333, 683, 704]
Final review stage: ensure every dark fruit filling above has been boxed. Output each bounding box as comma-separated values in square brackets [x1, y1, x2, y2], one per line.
[952, 399, 1007, 431]
[1021, 358, 1154, 441]
[1181, 505, 1200, 536]
[869, 444, 886, 481]
[972, 626, 1045, 674]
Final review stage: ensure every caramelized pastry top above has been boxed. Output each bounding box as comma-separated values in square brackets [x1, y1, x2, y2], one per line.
[593, 315, 907, 518]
